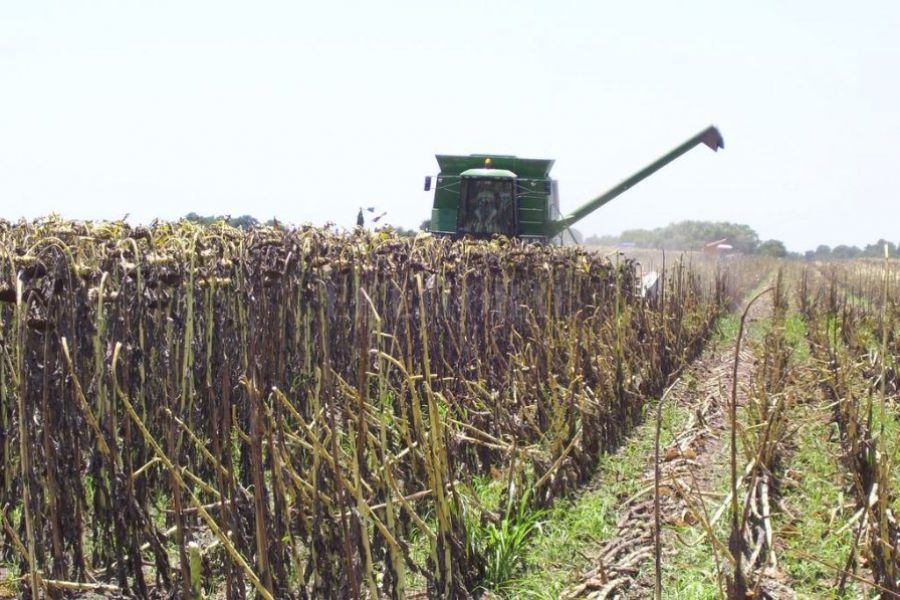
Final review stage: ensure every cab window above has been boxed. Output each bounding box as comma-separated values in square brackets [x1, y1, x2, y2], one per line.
[458, 178, 516, 236]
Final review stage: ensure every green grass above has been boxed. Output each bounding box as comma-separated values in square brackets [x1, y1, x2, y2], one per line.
[784, 312, 811, 365]
[713, 313, 739, 346]
[661, 524, 726, 599]
[777, 401, 857, 598]
[715, 303, 770, 349]
[471, 489, 548, 595]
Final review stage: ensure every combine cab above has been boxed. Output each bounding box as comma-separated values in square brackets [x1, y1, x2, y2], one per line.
[424, 126, 724, 243]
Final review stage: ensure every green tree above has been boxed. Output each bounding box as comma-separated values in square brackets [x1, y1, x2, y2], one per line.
[184, 213, 259, 229]
[614, 220, 760, 252]
[757, 239, 787, 258]
[375, 225, 418, 238]
[228, 215, 259, 229]
[863, 239, 896, 257]
[831, 245, 861, 259]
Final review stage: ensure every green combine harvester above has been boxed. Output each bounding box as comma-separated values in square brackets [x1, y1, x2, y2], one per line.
[424, 126, 724, 243]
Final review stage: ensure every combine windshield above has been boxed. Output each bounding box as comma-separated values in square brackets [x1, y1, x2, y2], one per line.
[457, 178, 516, 236]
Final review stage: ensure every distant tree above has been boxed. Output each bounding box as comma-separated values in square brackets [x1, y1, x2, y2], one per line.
[863, 239, 897, 257]
[184, 213, 258, 229]
[614, 220, 760, 253]
[376, 225, 418, 238]
[757, 239, 787, 258]
[420, 219, 431, 231]
[584, 234, 620, 246]
[814, 244, 831, 259]
[185, 212, 216, 225]
[394, 227, 418, 238]
[618, 228, 653, 247]
[831, 245, 861, 259]
[804, 250, 816, 261]
[228, 215, 259, 229]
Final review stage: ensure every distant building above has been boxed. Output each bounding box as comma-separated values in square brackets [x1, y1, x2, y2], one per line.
[702, 238, 733, 254]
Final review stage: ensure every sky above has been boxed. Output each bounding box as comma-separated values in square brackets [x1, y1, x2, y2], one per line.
[1, 1, 898, 252]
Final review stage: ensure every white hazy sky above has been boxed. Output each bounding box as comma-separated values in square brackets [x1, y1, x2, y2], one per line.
[1, 1, 898, 252]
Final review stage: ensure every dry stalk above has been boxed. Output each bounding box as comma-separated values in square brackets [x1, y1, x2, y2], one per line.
[111, 344, 274, 600]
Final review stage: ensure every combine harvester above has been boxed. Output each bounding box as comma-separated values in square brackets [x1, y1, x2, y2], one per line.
[424, 126, 724, 244]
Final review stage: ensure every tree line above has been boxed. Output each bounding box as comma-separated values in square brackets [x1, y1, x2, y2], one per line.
[184, 212, 269, 229]
[185, 212, 422, 237]
[585, 220, 786, 256]
[586, 220, 897, 260]
[804, 240, 898, 260]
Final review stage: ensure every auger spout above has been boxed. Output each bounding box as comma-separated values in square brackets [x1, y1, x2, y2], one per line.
[546, 126, 723, 238]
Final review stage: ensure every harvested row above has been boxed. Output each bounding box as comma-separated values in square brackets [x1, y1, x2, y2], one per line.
[561, 320, 763, 599]
[800, 262, 900, 595]
[767, 264, 867, 597]
[486, 261, 774, 598]
[1, 218, 734, 598]
[562, 266, 830, 598]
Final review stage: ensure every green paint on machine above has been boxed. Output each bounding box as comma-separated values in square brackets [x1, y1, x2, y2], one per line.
[426, 126, 724, 243]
